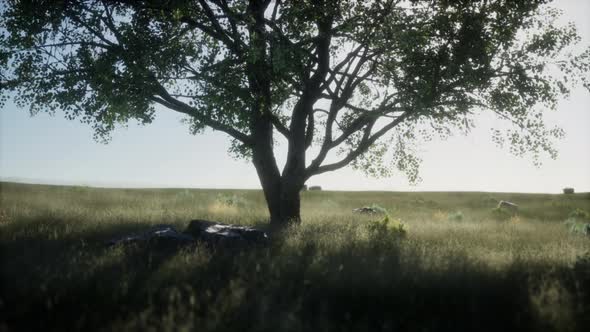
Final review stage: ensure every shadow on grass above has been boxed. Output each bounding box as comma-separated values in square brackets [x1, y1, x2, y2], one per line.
[1, 216, 588, 332]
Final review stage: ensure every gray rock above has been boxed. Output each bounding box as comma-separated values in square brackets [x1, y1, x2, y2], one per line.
[353, 207, 386, 215]
[107, 220, 270, 250]
[497, 200, 518, 212]
[563, 187, 575, 194]
[107, 224, 196, 248]
[185, 219, 270, 248]
[309, 186, 322, 191]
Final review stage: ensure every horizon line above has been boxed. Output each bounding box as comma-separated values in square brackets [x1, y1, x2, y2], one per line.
[1, 178, 585, 195]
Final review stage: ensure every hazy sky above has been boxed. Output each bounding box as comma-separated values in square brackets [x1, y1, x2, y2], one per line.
[1, 0, 589, 193]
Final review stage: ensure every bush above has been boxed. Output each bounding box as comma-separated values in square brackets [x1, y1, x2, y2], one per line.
[447, 211, 464, 222]
[366, 215, 407, 239]
[566, 222, 590, 235]
[564, 208, 590, 236]
[568, 208, 590, 220]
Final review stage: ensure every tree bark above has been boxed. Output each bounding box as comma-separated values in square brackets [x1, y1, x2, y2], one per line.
[251, 113, 283, 226]
[247, 0, 329, 229]
[252, 129, 303, 228]
[253, 159, 303, 228]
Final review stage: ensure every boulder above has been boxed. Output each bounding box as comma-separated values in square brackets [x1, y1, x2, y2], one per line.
[185, 219, 270, 248]
[107, 220, 270, 250]
[497, 200, 518, 212]
[107, 224, 196, 249]
[563, 187, 575, 194]
[353, 206, 387, 215]
[309, 186, 322, 191]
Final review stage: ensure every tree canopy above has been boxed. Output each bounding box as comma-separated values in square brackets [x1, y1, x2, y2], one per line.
[1, 0, 589, 225]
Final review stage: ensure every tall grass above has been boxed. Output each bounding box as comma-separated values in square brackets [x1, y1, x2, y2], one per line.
[1, 182, 589, 331]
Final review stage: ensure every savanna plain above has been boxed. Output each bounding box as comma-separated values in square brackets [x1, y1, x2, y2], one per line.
[0, 181, 589, 331]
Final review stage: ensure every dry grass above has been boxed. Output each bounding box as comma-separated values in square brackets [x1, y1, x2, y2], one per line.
[1, 182, 589, 331]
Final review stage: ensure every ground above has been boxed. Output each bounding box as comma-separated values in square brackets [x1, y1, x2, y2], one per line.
[0, 181, 589, 331]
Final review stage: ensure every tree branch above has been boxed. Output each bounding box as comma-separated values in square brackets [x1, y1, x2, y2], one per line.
[304, 111, 314, 149]
[308, 110, 411, 177]
[151, 82, 251, 144]
[270, 114, 290, 138]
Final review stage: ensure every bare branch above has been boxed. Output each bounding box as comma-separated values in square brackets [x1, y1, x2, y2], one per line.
[304, 112, 314, 149]
[308, 111, 411, 177]
[270, 114, 290, 138]
[152, 81, 251, 144]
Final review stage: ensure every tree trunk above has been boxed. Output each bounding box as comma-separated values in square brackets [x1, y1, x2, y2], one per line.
[251, 118, 284, 227]
[252, 142, 303, 228]
[263, 177, 302, 228]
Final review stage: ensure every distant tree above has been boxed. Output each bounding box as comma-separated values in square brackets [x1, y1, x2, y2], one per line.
[1, 0, 588, 227]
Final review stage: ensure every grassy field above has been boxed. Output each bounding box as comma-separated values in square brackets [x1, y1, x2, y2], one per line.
[0, 181, 589, 331]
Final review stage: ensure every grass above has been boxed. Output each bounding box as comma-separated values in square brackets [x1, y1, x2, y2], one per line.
[1, 181, 589, 331]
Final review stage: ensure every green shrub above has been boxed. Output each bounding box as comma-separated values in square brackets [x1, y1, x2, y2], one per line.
[568, 208, 590, 220]
[447, 211, 464, 222]
[564, 208, 590, 235]
[566, 222, 590, 235]
[366, 215, 407, 239]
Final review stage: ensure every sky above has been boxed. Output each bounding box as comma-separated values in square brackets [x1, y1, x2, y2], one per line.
[1, 0, 589, 193]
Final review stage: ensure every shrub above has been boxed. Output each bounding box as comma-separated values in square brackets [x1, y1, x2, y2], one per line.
[366, 215, 407, 239]
[567, 222, 590, 235]
[564, 208, 590, 236]
[447, 211, 464, 222]
[568, 208, 590, 220]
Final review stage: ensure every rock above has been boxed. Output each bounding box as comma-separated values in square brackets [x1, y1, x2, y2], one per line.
[185, 219, 270, 248]
[353, 206, 387, 215]
[309, 186, 322, 191]
[107, 224, 196, 249]
[563, 187, 575, 194]
[497, 200, 518, 212]
[107, 220, 270, 250]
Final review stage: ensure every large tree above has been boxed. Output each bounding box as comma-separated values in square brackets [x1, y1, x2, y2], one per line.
[1, 0, 588, 226]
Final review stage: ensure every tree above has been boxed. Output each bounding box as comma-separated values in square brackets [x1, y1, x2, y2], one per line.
[1, 0, 588, 227]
